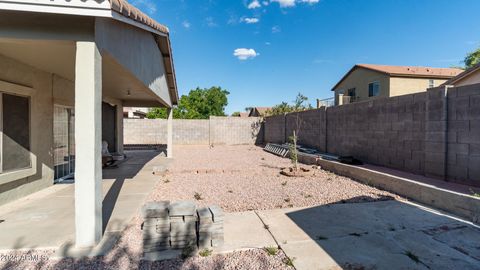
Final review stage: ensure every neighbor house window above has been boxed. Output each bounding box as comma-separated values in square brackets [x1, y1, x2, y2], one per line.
[368, 81, 380, 97]
[347, 88, 356, 101]
[1, 93, 31, 173]
[428, 79, 435, 88]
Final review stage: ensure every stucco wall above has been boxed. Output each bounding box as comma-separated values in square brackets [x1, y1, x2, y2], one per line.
[264, 114, 286, 144]
[124, 117, 263, 145]
[95, 18, 171, 107]
[334, 68, 390, 104]
[389, 77, 447, 97]
[0, 54, 54, 205]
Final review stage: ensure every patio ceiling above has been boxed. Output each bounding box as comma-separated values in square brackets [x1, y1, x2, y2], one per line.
[0, 38, 168, 107]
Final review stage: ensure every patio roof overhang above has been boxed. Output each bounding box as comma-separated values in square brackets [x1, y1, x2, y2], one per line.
[0, 0, 179, 107]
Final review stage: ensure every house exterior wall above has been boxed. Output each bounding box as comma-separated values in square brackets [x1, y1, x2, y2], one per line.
[0, 54, 54, 205]
[389, 77, 448, 97]
[333, 68, 390, 104]
[453, 71, 480, 87]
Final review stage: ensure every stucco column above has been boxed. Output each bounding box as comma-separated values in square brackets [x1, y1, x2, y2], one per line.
[116, 103, 124, 155]
[167, 108, 173, 158]
[74, 41, 103, 248]
[338, 93, 344, 106]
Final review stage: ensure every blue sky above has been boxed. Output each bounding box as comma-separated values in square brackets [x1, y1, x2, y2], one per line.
[133, 0, 480, 114]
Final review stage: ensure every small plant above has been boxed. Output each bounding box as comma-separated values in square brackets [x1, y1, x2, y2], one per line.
[284, 198, 291, 203]
[404, 250, 420, 263]
[284, 257, 295, 267]
[194, 192, 203, 200]
[281, 181, 287, 186]
[163, 178, 170, 183]
[288, 131, 299, 170]
[469, 189, 480, 198]
[199, 249, 212, 257]
[264, 246, 279, 256]
[181, 245, 196, 259]
[317, 235, 328, 240]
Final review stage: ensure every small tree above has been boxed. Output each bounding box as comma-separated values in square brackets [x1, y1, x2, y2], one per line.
[288, 130, 299, 170]
[464, 47, 480, 69]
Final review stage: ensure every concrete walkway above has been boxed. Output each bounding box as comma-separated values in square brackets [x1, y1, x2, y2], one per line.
[0, 151, 167, 254]
[257, 200, 480, 270]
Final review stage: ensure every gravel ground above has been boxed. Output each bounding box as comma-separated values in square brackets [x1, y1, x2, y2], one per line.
[153, 145, 400, 212]
[0, 145, 398, 270]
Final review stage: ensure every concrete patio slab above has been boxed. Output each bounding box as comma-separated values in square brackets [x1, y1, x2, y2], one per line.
[258, 200, 480, 270]
[0, 151, 166, 254]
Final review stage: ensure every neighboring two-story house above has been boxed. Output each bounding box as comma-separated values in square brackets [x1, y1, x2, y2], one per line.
[332, 64, 463, 105]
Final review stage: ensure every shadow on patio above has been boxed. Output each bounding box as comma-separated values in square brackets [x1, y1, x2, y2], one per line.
[261, 197, 480, 269]
[0, 150, 168, 253]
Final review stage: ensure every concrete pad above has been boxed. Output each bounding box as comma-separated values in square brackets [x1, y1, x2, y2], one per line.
[0, 151, 166, 253]
[214, 211, 276, 253]
[258, 200, 480, 270]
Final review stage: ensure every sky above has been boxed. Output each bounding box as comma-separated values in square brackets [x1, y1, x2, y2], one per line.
[132, 0, 480, 114]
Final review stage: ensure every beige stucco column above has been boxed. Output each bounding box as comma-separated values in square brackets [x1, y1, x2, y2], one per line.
[74, 41, 103, 248]
[167, 108, 173, 158]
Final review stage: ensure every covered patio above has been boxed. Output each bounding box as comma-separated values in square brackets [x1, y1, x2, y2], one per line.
[0, 0, 178, 251]
[0, 150, 169, 255]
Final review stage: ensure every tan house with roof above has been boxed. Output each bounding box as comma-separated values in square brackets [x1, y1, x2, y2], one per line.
[332, 64, 463, 105]
[0, 0, 177, 249]
[442, 63, 480, 87]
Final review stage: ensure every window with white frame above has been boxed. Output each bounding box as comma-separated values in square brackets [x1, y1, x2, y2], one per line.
[428, 79, 435, 88]
[0, 93, 31, 173]
[368, 81, 380, 97]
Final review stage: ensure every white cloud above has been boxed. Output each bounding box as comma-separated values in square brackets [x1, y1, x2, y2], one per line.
[272, 25, 281, 33]
[300, 0, 319, 4]
[265, 41, 271, 45]
[248, 0, 262, 9]
[243, 17, 260, 24]
[233, 48, 259, 60]
[205, 17, 217, 27]
[271, 0, 295, 8]
[270, 0, 320, 8]
[182, 20, 191, 29]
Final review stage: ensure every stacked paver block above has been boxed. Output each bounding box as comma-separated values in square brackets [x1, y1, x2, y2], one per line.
[141, 201, 170, 252]
[198, 205, 224, 248]
[168, 201, 197, 249]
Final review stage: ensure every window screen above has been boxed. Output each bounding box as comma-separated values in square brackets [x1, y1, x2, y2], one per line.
[2, 93, 30, 172]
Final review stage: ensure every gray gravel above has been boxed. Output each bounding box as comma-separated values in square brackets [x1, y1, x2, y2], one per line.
[153, 145, 399, 212]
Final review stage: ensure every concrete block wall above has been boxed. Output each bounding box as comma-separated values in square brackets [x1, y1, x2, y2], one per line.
[210, 116, 263, 145]
[285, 108, 327, 152]
[327, 93, 427, 174]
[445, 84, 480, 185]
[124, 117, 262, 146]
[264, 114, 286, 144]
[263, 83, 480, 186]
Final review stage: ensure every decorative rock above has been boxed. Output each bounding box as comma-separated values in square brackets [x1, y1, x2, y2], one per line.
[168, 201, 196, 216]
[141, 201, 170, 218]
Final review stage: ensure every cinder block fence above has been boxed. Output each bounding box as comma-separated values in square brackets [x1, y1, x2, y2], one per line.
[264, 83, 480, 186]
[124, 116, 263, 146]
